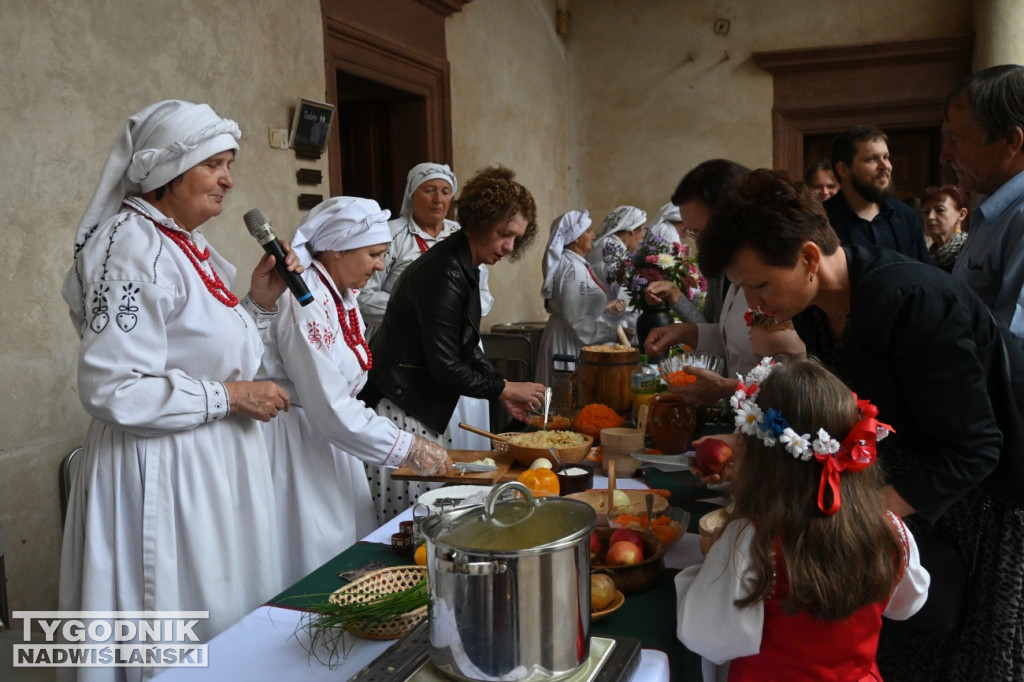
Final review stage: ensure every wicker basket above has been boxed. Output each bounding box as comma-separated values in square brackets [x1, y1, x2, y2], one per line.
[329, 566, 427, 640]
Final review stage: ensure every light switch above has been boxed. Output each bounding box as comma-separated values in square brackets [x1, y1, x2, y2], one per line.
[268, 128, 289, 150]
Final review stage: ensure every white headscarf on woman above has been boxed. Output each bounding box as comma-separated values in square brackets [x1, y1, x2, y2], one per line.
[75, 100, 241, 247]
[399, 163, 458, 218]
[653, 202, 681, 224]
[541, 210, 591, 299]
[292, 197, 392, 268]
[596, 205, 646, 240]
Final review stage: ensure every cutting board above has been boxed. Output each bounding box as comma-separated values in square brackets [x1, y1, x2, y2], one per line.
[391, 448, 515, 484]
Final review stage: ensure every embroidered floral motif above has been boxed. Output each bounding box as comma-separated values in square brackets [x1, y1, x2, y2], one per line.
[89, 284, 111, 333]
[116, 283, 140, 332]
[307, 321, 324, 350]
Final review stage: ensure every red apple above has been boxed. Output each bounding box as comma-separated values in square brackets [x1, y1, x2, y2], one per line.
[590, 532, 602, 560]
[608, 528, 643, 548]
[695, 438, 733, 475]
[605, 540, 644, 566]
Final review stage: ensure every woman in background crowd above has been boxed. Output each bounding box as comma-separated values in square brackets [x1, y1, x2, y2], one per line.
[647, 201, 685, 248]
[259, 197, 452, 585]
[921, 184, 969, 271]
[60, 100, 298, 680]
[360, 166, 544, 523]
[357, 162, 493, 450]
[804, 158, 838, 203]
[535, 211, 623, 385]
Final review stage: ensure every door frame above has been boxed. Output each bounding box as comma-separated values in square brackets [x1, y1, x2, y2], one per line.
[753, 35, 974, 177]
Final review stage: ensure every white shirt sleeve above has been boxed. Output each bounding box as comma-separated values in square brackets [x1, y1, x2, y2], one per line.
[675, 520, 764, 665]
[883, 516, 931, 620]
[273, 283, 413, 467]
[77, 279, 230, 436]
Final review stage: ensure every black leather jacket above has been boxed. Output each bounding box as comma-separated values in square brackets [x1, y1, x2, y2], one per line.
[359, 230, 505, 433]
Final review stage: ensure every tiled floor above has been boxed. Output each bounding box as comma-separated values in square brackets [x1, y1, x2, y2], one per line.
[1, 628, 57, 682]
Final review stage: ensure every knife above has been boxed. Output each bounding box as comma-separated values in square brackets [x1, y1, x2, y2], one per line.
[452, 461, 498, 473]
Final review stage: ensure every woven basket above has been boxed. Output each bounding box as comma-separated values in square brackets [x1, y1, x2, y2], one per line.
[329, 566, 427, 640]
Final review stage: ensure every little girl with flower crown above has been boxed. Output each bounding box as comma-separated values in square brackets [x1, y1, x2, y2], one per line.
[676, 359, 930, 682]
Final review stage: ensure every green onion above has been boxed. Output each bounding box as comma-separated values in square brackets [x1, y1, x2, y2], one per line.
[295, 576, 429, 667]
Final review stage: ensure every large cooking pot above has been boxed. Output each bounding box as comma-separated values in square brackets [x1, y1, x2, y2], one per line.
[421, 482, 596, 682]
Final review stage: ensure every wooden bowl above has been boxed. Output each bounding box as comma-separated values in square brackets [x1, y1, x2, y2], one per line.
[503, 432, 594, 468]
[590, 528, 665, 595]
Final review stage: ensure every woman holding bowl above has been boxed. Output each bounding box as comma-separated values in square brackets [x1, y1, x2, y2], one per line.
[60, 100, 298, 668]
[360, 166, 545, 522]
[357, 162, 493, 450]
[696, 168, 1024, 682]
[259, 197, 452, 585]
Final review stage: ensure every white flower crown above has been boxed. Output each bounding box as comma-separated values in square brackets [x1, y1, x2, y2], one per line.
[730, 358, 893, 462]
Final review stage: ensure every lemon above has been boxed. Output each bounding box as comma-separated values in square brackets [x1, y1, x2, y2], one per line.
[414, 543, 428, 567]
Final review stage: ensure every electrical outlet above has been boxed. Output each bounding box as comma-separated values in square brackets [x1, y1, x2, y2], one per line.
[268, 128, 289, 150]
[713, 18, 730, 35]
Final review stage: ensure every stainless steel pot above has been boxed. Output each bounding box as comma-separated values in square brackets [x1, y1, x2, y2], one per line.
[421, 482, 596, 682]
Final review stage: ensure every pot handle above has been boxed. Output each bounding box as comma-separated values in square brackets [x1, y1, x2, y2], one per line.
[484, 481, 536, 527]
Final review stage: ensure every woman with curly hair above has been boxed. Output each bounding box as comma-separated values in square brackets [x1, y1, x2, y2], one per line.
[360, 165, 544, 522]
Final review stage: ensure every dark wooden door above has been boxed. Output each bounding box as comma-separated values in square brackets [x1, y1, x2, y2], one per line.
[336, 71, 427, 215]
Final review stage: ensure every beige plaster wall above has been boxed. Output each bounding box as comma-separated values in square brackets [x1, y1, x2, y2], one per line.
[447, 0, 572, 328]
[0, 0, 326, 616]
[568, 0, 972, 228]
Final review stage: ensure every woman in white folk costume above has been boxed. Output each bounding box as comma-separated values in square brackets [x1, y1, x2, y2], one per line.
[59, 100, 299, 681]
[357, 162, 493, 451]
[586, 205, 645, 333]
[647, 201, 685, 249]
[535, 211, 624, 385]
[259, 197, 453, 586]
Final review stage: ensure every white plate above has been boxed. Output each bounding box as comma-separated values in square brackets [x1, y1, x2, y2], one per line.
[630, 451, 695, 471]
[417, 485, 493, 511]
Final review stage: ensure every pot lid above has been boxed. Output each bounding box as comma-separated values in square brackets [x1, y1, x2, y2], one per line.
[426, 482, 595, 552]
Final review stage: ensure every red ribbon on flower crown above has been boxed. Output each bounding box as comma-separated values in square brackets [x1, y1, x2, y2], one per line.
[814, 394, 895, 515]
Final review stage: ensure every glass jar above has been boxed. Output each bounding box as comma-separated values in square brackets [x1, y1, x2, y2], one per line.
[646, 392, 697, 454]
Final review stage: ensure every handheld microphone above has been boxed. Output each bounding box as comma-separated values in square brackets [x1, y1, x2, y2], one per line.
[243, 208, 314, 306]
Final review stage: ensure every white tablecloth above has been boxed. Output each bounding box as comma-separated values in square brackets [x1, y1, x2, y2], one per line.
[158, 473, 703, 681]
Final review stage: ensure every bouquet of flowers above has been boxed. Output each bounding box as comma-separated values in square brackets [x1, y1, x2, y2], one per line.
[611, 230, 707, 310]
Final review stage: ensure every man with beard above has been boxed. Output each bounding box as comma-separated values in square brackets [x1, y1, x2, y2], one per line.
[943, 65, 1024, 344]
[823, 126, 930, 262]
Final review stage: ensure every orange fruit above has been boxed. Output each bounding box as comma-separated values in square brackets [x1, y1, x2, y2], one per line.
[414, 543, 428, 567]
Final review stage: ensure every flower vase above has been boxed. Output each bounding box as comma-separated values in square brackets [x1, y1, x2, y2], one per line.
[635, 301, 673, 362]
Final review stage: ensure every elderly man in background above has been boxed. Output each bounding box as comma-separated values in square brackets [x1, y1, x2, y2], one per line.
[943, 64, 1024, 345]
[824, 126, 930, 262]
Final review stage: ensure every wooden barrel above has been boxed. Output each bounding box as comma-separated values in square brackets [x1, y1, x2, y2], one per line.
[576, 345, 639, 416]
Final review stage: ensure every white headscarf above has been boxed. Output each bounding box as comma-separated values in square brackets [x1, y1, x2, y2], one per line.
[653, 202, 681, 224]
[596, 205, 646, 240]
[292, 197, 392, 268]
[75, 100, 240, 247]
[400, 162, 457, 218]
[541, 210, 591, 299]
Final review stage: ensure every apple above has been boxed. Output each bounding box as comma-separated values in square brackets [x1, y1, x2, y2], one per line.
[608, 528, 642, 548]
[591, 573, 616, 611]
[590, 532, 602, 560]
[695, 438, 733, 475]
[605, 540, 644, 566]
